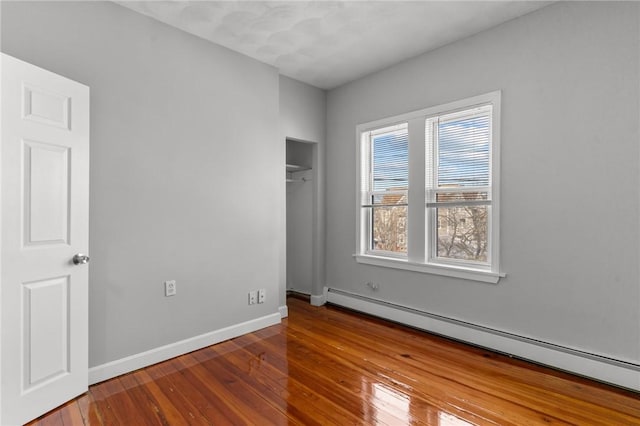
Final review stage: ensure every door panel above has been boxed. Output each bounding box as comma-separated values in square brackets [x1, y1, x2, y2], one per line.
[22, 84, 71, 129]
[23, 276, 70, 389]
[24, 139, 70, 245]
[1, 53, 89, 426]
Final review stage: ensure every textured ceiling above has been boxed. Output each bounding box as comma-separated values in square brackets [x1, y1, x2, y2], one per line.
[116, 1, 551, 89]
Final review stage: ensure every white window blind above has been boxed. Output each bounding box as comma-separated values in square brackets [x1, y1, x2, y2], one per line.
[436, 107, 491, 188]
[370, 124, 409, 191]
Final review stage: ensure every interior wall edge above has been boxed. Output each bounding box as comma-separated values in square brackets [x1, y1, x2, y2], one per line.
[310, 294, 326, 306]
[278, 305, 289, 319]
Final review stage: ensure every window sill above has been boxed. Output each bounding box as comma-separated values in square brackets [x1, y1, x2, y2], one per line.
[353, 254, 504, 284]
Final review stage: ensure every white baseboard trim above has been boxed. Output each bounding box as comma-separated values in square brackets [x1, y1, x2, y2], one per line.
[279, 305, 289, 318]
[89, 312, 281, 385]
[327, 289, 640, 391]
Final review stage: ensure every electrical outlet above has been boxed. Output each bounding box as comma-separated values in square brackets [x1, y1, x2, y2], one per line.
[367, 281, 379, 291]
[258, 288, 266, 304]
[165, 280, 176, 297]
[248, 290, 257, 305]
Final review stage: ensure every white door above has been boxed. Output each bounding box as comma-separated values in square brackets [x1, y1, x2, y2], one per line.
[1, 53, 89, 425]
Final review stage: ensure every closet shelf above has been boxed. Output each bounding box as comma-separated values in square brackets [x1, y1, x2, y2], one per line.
[286, 163, 311, 173]
[286, 177, 311, 183]
[286, 163, 311, 183]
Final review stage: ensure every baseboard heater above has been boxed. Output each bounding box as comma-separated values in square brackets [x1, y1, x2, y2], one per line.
[326, 288, 640, 392]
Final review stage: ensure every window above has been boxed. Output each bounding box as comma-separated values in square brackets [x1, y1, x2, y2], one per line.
[361, 123, 408, 256]
[356, 92, 502, 283]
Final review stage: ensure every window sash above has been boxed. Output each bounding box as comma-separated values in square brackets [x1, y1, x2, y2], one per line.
[427, 104, 493, 191]
[367, 124, 409, 193]
[425, 103, 493, 269]
[361, 123, 409, 257]
[362, 190, 408, 257]
[425, 187, 491, 208]
[427, 204, 492, 268]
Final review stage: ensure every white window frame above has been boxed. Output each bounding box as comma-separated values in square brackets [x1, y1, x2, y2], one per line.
[360, 123, 410, 259]
[355, 91, 504, 283]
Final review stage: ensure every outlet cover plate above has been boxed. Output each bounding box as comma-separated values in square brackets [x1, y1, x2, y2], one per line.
[165, 280, 176, 297]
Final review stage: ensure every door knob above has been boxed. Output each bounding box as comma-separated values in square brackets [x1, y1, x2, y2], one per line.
[72, 253, 90, 265]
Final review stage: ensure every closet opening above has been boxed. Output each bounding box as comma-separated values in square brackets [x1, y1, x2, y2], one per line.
[285, 138, 324, 305]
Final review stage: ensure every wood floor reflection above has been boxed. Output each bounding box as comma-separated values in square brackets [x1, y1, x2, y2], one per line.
[28, 296, 640, 425]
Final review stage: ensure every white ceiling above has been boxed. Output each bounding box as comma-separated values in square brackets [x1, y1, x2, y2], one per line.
[117, 1, 552, 90]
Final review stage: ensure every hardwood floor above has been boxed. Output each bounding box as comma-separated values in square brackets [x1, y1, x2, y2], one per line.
[28, 296, 640, 425]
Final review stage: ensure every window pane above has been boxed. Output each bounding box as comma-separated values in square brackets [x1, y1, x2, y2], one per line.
[372, 125, 409, 191]
[372, 205, 407, 253]
[436, 191, 488, 203]
[367, 123, 409, 254]
[438, 108, 491, 188]
[436, 206, 488, 262]
[372, 192, 407, 206]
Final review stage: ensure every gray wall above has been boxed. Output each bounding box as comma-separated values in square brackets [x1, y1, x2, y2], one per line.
[326, 1, 640, 363]
[280, 75, 326, 145]
[279, 75, 327, 302]
[2, 1, 282, 367]
[5, 0, 637, 372]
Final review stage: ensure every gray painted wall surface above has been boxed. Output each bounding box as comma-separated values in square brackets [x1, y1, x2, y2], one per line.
[2, 1, 282, 367]
[279, 75, 327, 302]
[280, 75, 326, 145]
[326, 2, 640, 363]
